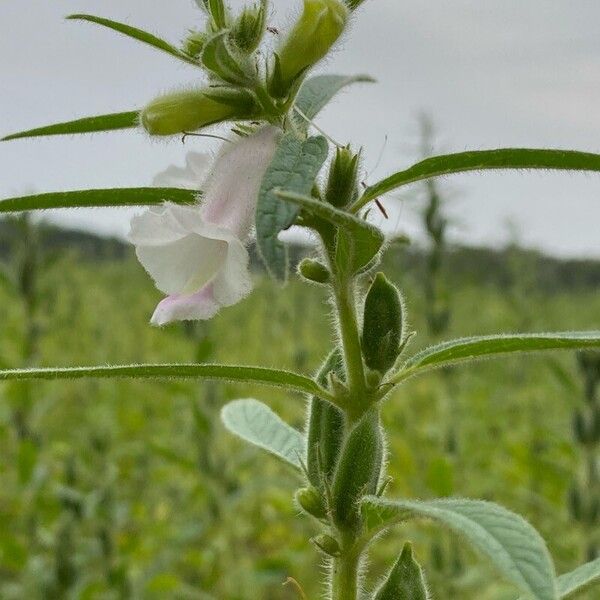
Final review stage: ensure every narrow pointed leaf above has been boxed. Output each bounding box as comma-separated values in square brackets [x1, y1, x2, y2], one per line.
[67, 14, 197, 65]
[362, 497, 558, 600]
[358, 148, 600, 208]
[2, 111, 139, 141]
[256, 134, 329, 280]
[221, 399, 305, 469]
[0, 188, 198, 214]
[394, 332, 600, 383]
[276, 189, 384, 272]
[293, 74, 375, 131]
[557, 558, 600, 598]
[0, 364, 325, 397]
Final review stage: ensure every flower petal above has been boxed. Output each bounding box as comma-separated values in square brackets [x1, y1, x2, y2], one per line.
[151, 285, 220, 325]
[152, 152, 211, 189]
[212, 237, 253, 307]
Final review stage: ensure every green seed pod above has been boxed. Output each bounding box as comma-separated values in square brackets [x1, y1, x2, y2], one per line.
[568, 484, 584, 522]
[312, 533, 341, 557]
[232, 3, 266, 53]
[331, 408, 384, 531]
[325, 146, 360, 208]
[307, 350, 346, 488]
[295, 486, 327, 519]
[298, 258, 330, 284]
[362, 273, 405, 375]
[141, 88, 259, 136]
[269, 0, 349, 98]
[374, 542, 429, 600]
[182, 30, 208, 58]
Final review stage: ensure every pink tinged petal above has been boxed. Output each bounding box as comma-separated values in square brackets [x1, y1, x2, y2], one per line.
[200, 126, 280, 238]
[212, 237, 253, 307]
[151, 286, 220, 326]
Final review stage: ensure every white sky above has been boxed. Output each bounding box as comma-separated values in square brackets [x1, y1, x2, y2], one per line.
[1, 1, 600, 258]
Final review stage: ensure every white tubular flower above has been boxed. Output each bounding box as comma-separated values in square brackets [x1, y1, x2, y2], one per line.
[128, 126, 280, 325]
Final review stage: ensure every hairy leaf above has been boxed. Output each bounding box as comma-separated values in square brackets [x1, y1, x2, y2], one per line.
[0, 188, 198, 214]
[362, 497, 557, 600]
[357, 148, 600, 209]
[393, 332, 600, 383]
[67, 14, 197, 64]
[294, 74, 375, 131]
[221, 399, 305, 469]
[256, 134, 328, 280]
[2, 111, 139, 141]
[0, 364, 325, 397]
[557, 558, 600, 598]
[275, 189, 384, 272]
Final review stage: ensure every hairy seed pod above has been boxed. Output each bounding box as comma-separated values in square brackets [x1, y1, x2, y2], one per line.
[269, 0, 348, 98]
[331, 408, 384, 531]
[307, 350, 346, 488]
[374, 542, 429, 600]
[362, 273, 405, 375]
[298, 258, 331, 284]
[141, 88, 259, 136]
[295, 486, 327, 519]
[325, 146, 360, 208]
[312, 533, 341, 557]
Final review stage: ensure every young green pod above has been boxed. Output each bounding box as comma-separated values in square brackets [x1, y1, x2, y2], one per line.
[374, 542, 429, 600]
[269, 0, 349, 98]
[141, 88, 259, 136]
[295, 486, 327, 519]
[331, 408, 384, 531]
[362, 273, 405, 375]
[307, 350, 345, 488]
[298, 258, 330, 284]
[232, 3, 266, 53]
[325, 146, 360, 208]
[312, 533, 341, 557]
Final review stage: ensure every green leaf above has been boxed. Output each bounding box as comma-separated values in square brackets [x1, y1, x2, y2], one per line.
[221, 399, 305, 469]
[275, 189, 384, 272]
[67, 14, 197, 65]
[357, 148, 600, 209]
[293, 74, 375, 131]
[0, 188, 198, 214]
[256, 134, 329, 280]
[2, 111, 139, 141]
[362, 497, 558, 600]
[557, 558, 600, 598]
[0, 364, 326, 398]
[393, 332, 600, 383]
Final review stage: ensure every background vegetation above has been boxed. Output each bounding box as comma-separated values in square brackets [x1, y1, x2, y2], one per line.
[0, 218, 598, 599]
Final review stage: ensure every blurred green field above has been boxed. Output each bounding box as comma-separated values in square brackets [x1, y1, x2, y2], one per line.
[0, 222, 599, 599]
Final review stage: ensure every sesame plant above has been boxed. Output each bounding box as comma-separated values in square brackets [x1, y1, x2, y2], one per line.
[3, 1, 600, 598]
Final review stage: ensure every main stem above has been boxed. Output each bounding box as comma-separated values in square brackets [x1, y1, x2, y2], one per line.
[331, 543, 361, 600]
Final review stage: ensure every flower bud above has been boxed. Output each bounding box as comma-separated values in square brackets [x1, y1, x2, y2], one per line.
[232, 3, 266, 53]
[325, 146, 360, 208]
[182, 30, 208, 58]
[374, 543, 429, 600]
[298, 258, 330, 284]
[201, 31, 256, 85]
[362, 273, 405, 375]
[269, 0, 349, 98]
[312, 534, 341, 557]
[295, 486, 327, 519]
[141, 88, 259, 136]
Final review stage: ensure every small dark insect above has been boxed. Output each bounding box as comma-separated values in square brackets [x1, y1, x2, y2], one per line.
[267, 26, 279, 35]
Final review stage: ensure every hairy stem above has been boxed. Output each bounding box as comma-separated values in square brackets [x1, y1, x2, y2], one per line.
[331, 543, 361, 600]
[332, 275, 367, 408]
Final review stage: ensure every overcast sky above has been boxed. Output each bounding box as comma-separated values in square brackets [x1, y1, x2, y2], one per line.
[1, 1, 600, 258]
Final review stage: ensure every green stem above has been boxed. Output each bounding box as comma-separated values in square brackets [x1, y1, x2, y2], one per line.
[332, 275, 367, 407]
[331, 544, 361, 600]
